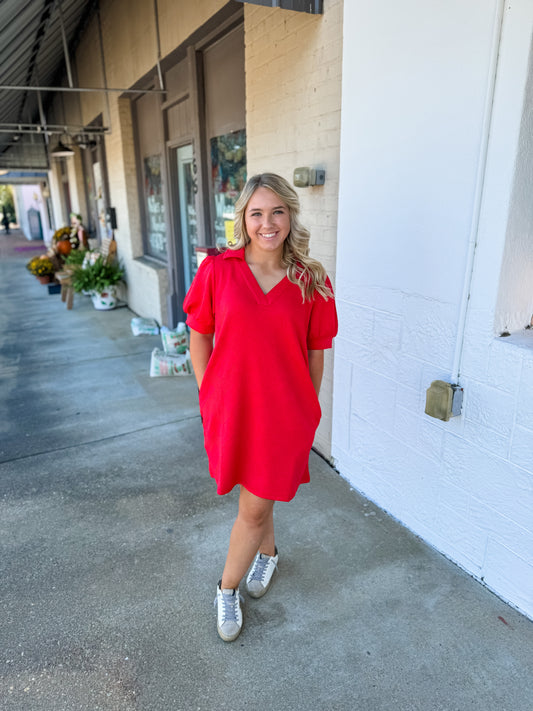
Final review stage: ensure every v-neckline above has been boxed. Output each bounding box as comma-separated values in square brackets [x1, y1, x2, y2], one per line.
[242, 260, 290, 304]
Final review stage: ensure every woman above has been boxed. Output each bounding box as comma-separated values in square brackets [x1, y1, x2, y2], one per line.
[184, 173, 337, 642]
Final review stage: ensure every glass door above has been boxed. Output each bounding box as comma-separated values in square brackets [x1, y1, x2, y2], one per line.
[176, 144, 198, 291]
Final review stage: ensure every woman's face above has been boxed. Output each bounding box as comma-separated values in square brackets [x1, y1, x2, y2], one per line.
[244, 187, 290, 257]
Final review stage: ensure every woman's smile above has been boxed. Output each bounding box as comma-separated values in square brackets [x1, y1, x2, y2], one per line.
[245, 187, 291, 255]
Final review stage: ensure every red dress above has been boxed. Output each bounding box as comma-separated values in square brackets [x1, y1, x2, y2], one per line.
[183, 248, 338, 502]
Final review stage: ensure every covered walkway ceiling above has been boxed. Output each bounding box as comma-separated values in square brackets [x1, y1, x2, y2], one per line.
[0, 0, 100, 171]
[0, 1, 318, 172]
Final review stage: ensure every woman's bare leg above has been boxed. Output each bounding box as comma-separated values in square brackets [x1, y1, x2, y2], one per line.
[258, 510, 276, 557]
[220, 486, 275, 590]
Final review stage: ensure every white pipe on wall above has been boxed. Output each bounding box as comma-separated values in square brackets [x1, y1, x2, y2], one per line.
[451, 0, 505, 383]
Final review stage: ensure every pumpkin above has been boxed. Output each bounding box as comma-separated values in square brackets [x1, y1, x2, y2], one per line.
[56, 240, 72, 256]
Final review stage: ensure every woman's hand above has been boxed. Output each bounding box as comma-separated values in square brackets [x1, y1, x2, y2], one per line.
[189, 329, 214, 389]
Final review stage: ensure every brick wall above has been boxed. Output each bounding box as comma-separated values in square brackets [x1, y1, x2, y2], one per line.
[244, 0, 343, 457]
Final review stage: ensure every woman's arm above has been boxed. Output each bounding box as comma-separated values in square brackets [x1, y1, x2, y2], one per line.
[189, 329, 214, 389]
[308, 349, 325, 397]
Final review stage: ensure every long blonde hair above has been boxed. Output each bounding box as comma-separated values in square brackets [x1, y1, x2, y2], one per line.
[230, 173, 333, 302]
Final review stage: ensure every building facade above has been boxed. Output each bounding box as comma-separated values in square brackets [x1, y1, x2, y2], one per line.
[48, 0, 342, 456]
[334, 0, 533, 619]
[44, 0, 532, 619]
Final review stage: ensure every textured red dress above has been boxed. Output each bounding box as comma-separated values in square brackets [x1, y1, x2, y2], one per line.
[183, 247, 338, 502]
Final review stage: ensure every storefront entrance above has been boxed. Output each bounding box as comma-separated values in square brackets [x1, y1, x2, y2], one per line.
[175, 143, 198, 292]
[164, 20, 246, 326]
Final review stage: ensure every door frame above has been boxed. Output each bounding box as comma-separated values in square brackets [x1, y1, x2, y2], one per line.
[166, 136, 201, 323]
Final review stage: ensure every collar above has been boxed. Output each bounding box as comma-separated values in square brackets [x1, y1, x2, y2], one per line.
[222, 247, 245, 260]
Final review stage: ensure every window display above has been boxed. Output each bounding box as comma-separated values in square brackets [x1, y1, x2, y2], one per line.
[210, 130, 246, 248]
[177, 144, 198, 290]
[144, 155, 167, 260]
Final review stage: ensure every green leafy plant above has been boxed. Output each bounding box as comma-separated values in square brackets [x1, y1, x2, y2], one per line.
[0, 185, 16, 224]
[26, 255, 55, 276]
[71, 255, 124, 294]
[64, 248, 89, 266]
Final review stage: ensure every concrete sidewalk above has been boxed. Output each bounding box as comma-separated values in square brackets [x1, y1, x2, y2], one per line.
[1, 244, 532, 711]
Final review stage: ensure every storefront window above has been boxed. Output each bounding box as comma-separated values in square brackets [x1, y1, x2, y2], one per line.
[210, 130, 246, 247]
[143, 155, 167, 259]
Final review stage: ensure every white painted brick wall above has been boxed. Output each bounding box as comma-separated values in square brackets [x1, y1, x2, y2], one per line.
[48, 164, 63, 231]
[484, 540, 533, 615]
[334, 0, 533, 619]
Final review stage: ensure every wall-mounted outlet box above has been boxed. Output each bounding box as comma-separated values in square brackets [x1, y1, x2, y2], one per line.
[425, 380, 463, 421]
[293, 167, 326, 187]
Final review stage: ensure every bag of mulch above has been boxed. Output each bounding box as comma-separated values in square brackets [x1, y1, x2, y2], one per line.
[131, 317, 160, 336]
[149, 348, 192, 377]
[160, 322, 188, 354]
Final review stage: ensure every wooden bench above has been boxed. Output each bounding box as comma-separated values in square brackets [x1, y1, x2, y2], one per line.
[56, 268, 75, 309]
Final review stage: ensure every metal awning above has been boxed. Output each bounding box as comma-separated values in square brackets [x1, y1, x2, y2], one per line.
[0, 0, 102, 170]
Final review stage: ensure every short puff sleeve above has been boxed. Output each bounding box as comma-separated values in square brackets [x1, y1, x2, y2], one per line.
[183, 256, 216, 334]
[307, 277, 338, 350]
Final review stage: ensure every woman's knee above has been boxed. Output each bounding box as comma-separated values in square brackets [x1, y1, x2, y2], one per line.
[238, 488, 274, 528]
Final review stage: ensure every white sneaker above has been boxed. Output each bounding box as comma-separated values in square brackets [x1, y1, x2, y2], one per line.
[246, 548, 279, 598]
[214, 581, 243, 642]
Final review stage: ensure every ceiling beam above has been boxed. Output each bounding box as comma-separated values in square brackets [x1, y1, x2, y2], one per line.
[0, 123, 109, 135]
[0, 84, 166, 95]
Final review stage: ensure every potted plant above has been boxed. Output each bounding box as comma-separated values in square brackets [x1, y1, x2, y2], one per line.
[26, 255, 55, 284]
[52, 222, 85, 257]
[71, 255, 124, 310]
[63, 248, 89, 267]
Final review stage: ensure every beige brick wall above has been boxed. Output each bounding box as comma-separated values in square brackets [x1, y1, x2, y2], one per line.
[157, 0, 229, 58]
[244, 0, 343, 458]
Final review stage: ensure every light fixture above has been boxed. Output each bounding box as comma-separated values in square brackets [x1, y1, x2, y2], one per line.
[74, 134, 97, 150]
[51, 138, 74, 158]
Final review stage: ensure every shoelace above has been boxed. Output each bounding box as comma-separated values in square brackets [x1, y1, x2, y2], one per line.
[215, 590, 243, 623]
[249, 554, 277, 583]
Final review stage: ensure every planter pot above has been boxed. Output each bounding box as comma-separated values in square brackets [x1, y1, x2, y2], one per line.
[36, 274, 52, 284]
[91, 287, 117, 310]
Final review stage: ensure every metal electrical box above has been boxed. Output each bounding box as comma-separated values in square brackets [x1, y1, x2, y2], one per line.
[293, 167, 326, 188]
[106, 207, 117, 230]
[425, 380, 463, 421]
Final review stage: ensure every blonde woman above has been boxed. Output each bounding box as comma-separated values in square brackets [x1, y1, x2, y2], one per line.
[184, 173, 337, 642]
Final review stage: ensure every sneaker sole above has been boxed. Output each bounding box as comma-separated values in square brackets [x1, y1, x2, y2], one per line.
[246, 569, 277, 599]
[217, 623, 243, 642]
